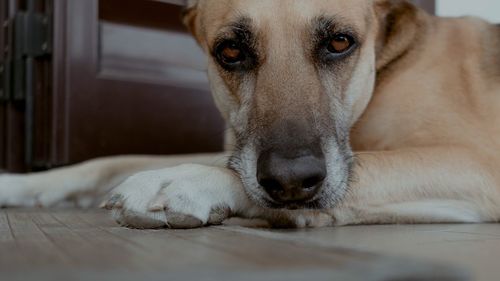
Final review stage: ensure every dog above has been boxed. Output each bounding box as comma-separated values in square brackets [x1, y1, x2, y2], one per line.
[1, 0, 500, 228]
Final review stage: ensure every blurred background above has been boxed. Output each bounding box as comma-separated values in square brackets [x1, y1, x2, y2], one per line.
[437, 0, 500, 22]
[0, 0, 495, 173]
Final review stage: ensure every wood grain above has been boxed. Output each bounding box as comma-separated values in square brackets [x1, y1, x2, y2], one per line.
[0, 209, 468, 281]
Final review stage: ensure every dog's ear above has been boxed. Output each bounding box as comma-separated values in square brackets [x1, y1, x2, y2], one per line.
[374, 0, 422, 71]
[182, 0, 201, 40]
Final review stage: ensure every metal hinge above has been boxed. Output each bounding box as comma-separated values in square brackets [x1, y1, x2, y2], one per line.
[14, 12, 52, 58]
[1, 10, 52, 102]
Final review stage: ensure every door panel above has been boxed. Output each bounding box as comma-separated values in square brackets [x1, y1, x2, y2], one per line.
[99, 22, 208, 90]
[50, 0, 224, 166]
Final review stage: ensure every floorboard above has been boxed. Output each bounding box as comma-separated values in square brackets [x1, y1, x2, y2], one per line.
[0, 209, 485, 281]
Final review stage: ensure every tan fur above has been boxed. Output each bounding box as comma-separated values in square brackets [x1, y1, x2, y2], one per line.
[345, 6, 500, 224]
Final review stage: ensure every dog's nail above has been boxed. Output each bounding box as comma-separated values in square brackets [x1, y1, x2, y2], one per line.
[104, 203, 114, 210]
[148, 203, 165, 212]
[103, 194, 123, 210]
[148, 196, 167, 212]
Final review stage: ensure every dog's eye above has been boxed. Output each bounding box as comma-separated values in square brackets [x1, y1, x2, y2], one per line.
[327, 34, 354, 54]
[216, 41, 245, 66]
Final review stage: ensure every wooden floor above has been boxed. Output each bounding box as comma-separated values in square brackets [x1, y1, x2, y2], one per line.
[2, 210, 499, 281]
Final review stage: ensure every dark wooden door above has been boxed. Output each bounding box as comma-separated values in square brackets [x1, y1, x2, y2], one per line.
[50, 0, 225, 166]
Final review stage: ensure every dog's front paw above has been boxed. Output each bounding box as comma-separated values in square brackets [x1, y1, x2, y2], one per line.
[103, 164, 239, 229]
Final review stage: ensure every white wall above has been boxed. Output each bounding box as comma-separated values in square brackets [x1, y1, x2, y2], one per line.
[436, 0, 500, 23]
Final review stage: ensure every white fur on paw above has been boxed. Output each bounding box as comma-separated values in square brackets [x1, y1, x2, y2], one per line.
[0, 175, 36, 207]
[105, 164, 235, 229]
[0, 174, 84, 208]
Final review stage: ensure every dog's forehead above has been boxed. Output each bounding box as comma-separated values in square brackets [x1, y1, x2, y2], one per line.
[199, 0, 372, 40]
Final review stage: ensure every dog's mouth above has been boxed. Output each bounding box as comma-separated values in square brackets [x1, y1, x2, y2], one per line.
[261, 197, 324, 210]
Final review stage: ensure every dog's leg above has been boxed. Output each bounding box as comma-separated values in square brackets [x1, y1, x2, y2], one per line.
[0, 154, 228, 208]
[334, 146, 500, 225]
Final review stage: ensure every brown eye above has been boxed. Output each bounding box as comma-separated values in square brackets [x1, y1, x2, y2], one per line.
[219, 42, 244, 64]
[327, 34, 353, 53]
[214, 40, 257, 71]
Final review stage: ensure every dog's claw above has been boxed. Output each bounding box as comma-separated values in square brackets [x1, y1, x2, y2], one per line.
[148, 197, 166, 212]
[148, 203, 166, 212]
[102, 194, 124, 210]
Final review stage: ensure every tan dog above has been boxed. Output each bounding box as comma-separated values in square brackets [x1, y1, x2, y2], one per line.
[1, 0, 500, 228]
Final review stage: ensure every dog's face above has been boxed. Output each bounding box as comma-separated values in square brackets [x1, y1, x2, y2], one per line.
[184, 0, 418, 209]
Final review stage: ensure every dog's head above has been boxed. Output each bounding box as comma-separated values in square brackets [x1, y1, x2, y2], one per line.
[183, 0, 423, 209]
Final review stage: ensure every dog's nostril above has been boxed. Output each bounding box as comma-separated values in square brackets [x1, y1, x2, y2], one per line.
[259, 178, 283, 194]
[302, 175, 325, 190]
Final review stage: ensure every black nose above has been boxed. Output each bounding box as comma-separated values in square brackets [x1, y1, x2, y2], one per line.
[257, 149, 326, 205]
